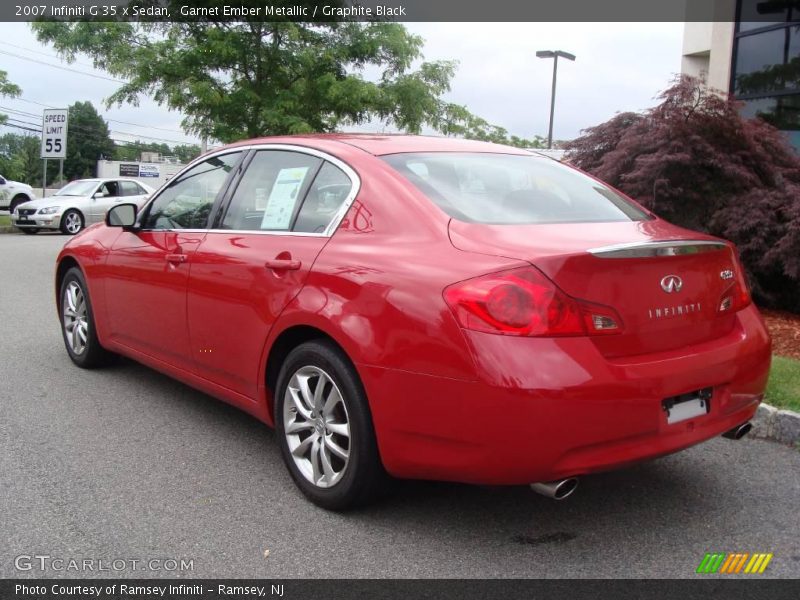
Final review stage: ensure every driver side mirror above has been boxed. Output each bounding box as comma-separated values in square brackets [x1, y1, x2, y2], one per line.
[0, 176, 6, 185]
[106, 203, 138, 229]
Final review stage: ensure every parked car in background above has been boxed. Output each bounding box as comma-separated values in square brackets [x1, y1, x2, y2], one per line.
[54, 135, 771, 509]
[0, 174, 36, 214]
[13, 178, 153, 234]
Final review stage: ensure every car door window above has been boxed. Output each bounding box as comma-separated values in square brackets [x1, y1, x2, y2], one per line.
[293, 162, 353, 233]
[100, 181, 120, 197]
[221, 151, 321, 231]
[144, 152, 242, 230]
[120, 181, 141, 196]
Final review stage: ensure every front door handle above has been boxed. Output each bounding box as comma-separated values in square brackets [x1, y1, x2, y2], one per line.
[264, 258, 301, 271]
[166, 253, 187, 264]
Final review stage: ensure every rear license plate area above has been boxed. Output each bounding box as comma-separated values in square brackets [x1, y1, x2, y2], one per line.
[662, 387, 712, 424]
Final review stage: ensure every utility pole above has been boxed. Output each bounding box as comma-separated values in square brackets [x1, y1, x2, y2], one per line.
[536, 50, 576, 149]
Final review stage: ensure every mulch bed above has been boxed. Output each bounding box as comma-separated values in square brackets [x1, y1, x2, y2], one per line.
[761, 309, 800, 361]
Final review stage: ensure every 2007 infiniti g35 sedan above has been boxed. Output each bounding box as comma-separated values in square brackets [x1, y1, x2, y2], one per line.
[55, 135, 771, 509]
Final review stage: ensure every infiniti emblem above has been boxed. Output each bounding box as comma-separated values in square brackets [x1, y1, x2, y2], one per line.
[660, 275, 683, 293]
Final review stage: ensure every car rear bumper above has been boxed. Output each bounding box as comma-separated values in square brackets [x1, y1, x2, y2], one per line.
[361, 304, 771, 485]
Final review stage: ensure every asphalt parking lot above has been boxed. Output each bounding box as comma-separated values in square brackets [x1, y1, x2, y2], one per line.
[1, 232, 799, 579]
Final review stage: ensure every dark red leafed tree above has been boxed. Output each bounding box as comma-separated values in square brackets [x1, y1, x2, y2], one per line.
[563, 75, 800, 313]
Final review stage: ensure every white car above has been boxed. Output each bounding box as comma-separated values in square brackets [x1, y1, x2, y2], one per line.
[0, 174, 36, 214]
[13, 178, 154, 234]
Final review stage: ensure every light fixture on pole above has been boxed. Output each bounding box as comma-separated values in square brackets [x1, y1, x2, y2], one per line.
[536, 50, 576, 149]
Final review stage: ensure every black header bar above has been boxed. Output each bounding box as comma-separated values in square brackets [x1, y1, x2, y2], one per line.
[2, 0, 754, 23]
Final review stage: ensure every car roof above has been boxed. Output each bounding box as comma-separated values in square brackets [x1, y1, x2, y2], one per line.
[218, 133, 534, 157]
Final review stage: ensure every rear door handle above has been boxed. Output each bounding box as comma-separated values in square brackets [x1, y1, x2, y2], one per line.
[166, 253, 188, 264]
[264, 259, 301, 271]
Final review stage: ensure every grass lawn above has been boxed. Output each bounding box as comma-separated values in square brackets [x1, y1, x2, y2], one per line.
[766, 355, 800, 412]
[0, 215, 10, 227]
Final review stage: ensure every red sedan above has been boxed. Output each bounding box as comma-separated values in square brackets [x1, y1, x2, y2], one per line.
[55, 135, 771, 509]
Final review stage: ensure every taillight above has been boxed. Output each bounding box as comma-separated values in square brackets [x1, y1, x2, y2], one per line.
[718, 254, 752, 314]
[718, 278, 751, 313]
[443, 266, 623, 337]
[578, 300, 624, 336]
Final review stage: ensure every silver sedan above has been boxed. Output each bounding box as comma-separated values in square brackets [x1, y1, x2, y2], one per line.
[12, 178, 154, 234]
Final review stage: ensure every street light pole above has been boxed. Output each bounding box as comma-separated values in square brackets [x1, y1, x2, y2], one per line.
[536, 50, 576, 149]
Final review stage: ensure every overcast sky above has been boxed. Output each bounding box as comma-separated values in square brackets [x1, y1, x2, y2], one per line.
[0, 21, 684, 148]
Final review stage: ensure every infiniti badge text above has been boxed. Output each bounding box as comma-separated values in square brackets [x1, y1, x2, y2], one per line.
[648, 302, 702, 320]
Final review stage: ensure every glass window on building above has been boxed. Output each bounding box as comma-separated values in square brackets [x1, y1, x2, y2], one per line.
[733, 1, 800, 150]
[734, 27, 800, 95]
[737, 0, 800, 32]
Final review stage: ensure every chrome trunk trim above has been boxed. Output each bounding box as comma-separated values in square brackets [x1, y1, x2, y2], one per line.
[587, 240, 728, 259]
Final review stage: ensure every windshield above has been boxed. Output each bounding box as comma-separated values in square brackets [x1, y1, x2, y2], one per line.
[56, 181, 101, 197]
[382, 153, 650, 225]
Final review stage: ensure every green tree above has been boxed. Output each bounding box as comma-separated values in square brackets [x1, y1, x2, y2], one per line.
[0, 70, 21, 125]
[64, 101, 114, 180]
[32, 8, 541, 147]
[0, 133, 41, 185]
[172, 143, 202, 163]
[112, 140, 163, 162]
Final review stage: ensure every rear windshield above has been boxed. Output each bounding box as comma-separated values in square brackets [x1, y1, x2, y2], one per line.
[382, 152, 649, 224]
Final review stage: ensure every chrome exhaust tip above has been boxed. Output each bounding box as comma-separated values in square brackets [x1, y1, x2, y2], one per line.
[722, 422, 753, 440]
[529, 478, 579, 500]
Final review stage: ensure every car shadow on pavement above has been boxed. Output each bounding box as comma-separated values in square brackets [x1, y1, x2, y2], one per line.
[84, 357, 794, 578]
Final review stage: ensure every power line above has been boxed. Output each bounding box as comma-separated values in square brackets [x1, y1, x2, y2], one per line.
[0, 122, 41, 133]
[0, 49, 126, 83]
[1, 105, 197, 146]
[0, 41, 98, 70]
[6, 117, 41, 129]
[1, 41, 207, 144]
[12, 96, 189, 135]
[0, 121, 190, 151]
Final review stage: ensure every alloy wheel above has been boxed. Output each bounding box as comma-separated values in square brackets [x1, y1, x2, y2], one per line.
[62, 281, 88, 355]
[64, 212, 82, 234]
[283, 365, 351, 488]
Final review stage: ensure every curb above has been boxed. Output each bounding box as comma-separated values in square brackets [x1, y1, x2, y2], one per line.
[0, 226, 19, 234]
[751, 402, 800, 446]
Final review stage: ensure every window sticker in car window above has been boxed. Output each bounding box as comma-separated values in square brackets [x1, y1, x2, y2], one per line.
[254, 188, 268, 211]
[260, 167, 309, 230]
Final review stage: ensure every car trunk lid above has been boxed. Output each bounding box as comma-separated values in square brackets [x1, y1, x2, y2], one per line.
[448, 220, 741, 357]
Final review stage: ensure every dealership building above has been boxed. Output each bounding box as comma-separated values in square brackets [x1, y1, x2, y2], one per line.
[682, 0, 800, 149]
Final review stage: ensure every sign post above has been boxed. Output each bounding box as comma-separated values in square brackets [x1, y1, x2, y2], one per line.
[41, 108, 68, 195]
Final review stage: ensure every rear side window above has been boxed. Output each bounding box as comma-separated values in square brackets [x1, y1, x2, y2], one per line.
[221, 151, 321, 231]
[120, 181, 144, 196]
[220, 151, 353, 234]
[293, 162, 353, 233]
[382, 152, 649, 224]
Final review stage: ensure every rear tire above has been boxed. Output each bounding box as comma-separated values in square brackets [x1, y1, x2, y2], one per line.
[275, 340, 385, 510]
[60, 209, 84, 235]
[59, 267, 116, 368]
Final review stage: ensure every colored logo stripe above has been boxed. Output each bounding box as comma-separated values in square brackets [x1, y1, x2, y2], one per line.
[697, 553, 773, 574]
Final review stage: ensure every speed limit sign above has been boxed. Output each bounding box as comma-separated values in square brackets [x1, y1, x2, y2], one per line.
[41, 108, 68, 159]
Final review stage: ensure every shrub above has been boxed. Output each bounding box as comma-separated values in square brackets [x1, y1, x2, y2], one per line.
[564, 75, 800, 313]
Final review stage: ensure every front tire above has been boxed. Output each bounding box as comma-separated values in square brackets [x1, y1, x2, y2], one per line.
[60, 209, 84, 235]
[59, 267, 116, 368]
[9, 195, 28, 214]
[275, 340, 384, 510]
